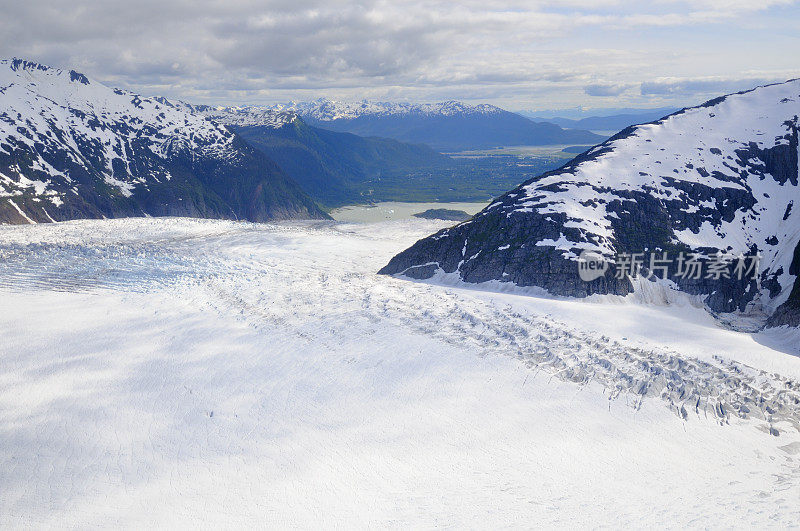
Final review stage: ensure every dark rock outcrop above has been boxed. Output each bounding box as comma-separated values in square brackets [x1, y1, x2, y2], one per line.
[767, 241, 800, 327]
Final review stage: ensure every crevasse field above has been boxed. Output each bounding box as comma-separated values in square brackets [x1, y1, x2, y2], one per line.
[1, 217, 799, 528]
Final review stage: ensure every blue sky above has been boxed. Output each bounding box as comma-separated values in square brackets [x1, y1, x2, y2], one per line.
[0, 0, 798, 111]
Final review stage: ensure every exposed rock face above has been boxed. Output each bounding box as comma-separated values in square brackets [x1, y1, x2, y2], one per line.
[0, 59, 328, 224]
[381, 80, 800, 325]
[768, 241, 800, 327]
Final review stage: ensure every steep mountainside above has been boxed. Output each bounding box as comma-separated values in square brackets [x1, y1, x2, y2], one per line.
[381, 80, 800, 327]
[269, 99, 605, 151]
[195, 106, 451, 207]
[0, 59, 328, 224]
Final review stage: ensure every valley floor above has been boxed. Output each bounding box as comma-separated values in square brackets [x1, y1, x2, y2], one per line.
[0, 218, 799, 528]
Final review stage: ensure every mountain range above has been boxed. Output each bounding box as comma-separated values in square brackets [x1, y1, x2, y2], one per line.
[5, 57, 797, 330]
[381, 79, 800, 328]
[266, 99, 606, 151]
[526, 108, 680, 132]
[0, 59, 328, 224]
[0, 58, 585, 221]
[193, 106, 452, 207]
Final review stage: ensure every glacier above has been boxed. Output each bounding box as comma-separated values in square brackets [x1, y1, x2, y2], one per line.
[0, 217, 799, 527]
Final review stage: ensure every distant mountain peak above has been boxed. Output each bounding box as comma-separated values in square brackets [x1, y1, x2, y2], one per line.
[191, 105, 299, 128]
[6, 58, 53, 73]
[3, 58, 92, 87]
[268, 99, 506, 121]
[251, 98, 603, 151]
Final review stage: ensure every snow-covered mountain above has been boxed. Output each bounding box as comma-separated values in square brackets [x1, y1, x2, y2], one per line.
[264, 98, 605, 151]
[190, 104, 299, 128]
[381, 79, 800, 327]
[272, 99, 505, 121]
[192, 99, 505, 125]
[0, 59, 327, 224]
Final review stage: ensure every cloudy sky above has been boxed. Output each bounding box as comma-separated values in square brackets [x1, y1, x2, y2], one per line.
[1, 0, 798, 111]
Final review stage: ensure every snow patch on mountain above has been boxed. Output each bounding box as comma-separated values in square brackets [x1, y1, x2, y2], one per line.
[270, 98, 504, 121]
[190, 104, 299, 128]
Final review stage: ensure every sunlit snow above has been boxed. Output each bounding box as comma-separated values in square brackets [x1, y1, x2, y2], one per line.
[1, 217, 799, 527]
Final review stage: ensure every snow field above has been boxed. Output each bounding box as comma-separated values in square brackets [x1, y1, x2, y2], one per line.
[0, 217, 799, 528]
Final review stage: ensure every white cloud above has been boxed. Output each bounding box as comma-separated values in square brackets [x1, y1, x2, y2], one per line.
[639, 75, 790, 96]
[585, 83, 631, 97]
[0, 0, 797, 108]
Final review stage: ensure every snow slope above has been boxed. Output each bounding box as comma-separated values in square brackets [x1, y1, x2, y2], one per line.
[1, 217, 799, 527]
[0, 59, 326, 223]
[382, 79, 800, 322]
